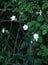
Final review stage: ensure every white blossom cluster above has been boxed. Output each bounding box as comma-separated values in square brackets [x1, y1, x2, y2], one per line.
[10, 15, 17, 21]
[36, 10, 42, 16]
[10, 10, 42, 21]
[2, 12, 39, 42]
[2, 28, 9, 34]
[23, 24, 39, 42]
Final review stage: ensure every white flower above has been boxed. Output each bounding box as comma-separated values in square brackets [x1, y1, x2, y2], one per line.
[30, 41, 33, 44]
[2, 28, 9, 34]
[2, 28, 5, 33]
[23, 24, 28, 30]
[36, 11, 39, 15]
[39, 10, 42, 16]
[6, 30, 9, 34]
[33, 33, 39, 41]
[10, 15, 16, 21]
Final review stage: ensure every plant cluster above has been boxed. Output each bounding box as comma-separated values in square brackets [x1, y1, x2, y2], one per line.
[0, 0, 48, 65]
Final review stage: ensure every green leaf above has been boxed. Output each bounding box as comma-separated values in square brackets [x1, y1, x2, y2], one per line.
[40, 44, 47, 49]
[38, 36, 43, 43]
[41, 24, 47, 30]
[20, 42, 28, 49]
[37, 51, 42, 56]
[27, 48, 32, 55]
[19, 14, 27, 21]
[35, 58, 42, 65]
[27, 22, 32, 28]
[0, 56, 4, 62]
[42, 30, 47, 35]
[42, 2, 48, 10]
[42, 49, 48, 56]
[37, 16, 44, 22]
[35, 23, 40, 27]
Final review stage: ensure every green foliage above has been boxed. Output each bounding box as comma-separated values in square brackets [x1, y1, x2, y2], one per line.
[0, 0, 48, 65]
